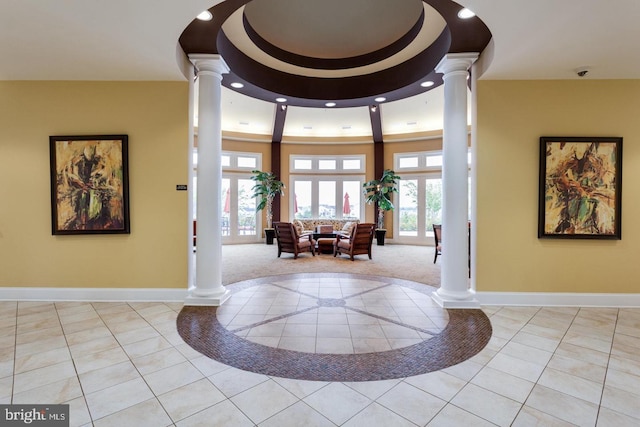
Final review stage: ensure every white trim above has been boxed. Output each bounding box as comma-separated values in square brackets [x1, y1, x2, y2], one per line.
[193, 150, 261, 172]
[184, 289, 231, 306]
[223, 150, 261, 172]
[432, 292, 480, 309]
[477, 292, 640, 308]
[0, 287, 188, 302]
[394, 150, 470, 173]
[290, 154, 365, 173]
[3, 287, 638, 308]
[394, 151, 443, 172]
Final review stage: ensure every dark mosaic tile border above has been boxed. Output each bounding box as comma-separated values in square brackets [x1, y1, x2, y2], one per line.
[177, 273, 492, 382]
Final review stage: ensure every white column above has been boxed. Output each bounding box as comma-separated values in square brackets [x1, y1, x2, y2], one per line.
[469, 61, 479, 293]
[185, 54, 230, 306]
[187, 62, 196, 299]
[433, 53, 479, 309]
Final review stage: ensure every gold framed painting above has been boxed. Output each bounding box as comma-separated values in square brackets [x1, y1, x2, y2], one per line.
[538, 136, 622, 239]
[49, 135, 130, 235]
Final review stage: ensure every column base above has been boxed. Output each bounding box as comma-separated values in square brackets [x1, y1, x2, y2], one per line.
[184, 289, 231, 306]
[432, 290, 480, 309]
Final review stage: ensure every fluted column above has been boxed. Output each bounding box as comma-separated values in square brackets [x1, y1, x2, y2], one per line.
[185, 54, 230, 306]
[433, 53, 479, 308]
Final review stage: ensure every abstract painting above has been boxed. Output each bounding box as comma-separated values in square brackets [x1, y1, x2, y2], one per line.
[49, 135, 130, 235]
[538, 136, 622, 239]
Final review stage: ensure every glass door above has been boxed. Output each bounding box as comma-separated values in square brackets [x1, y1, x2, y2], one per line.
[223, 174, 259, 243]
[424, 177, 443, 237]
[193, 175, 260, 244]
[398, 178, 419, 237]
[395, 174, 442, 244]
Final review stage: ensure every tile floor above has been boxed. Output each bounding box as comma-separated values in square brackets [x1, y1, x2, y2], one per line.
[1, 277, 640, 426]
[177, 275, 491, 382]
[218, 277, 448, 353]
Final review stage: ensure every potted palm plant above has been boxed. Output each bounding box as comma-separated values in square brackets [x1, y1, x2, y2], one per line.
[250, 170, 285, 244]
[363, 169, 401, 245]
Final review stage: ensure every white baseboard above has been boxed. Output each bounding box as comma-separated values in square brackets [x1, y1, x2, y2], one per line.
[2, 287, 639, 308]
[477, 292, 640, 308]
[0, 287, 188, 302]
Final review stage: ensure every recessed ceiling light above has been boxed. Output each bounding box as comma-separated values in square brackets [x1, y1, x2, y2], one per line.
[458, 8, 475, 19]
[275, 97, 287, 103]
[420, 81, 435, 88]
[374, 97, 386, 102]
[197, 10, 213, 21]
[325, 102, 336, 107]
[230, 82, 244, 89]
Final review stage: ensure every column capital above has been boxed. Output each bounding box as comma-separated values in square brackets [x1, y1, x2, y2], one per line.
[435, 53, 479, 76]
[189, 54, 230, 79]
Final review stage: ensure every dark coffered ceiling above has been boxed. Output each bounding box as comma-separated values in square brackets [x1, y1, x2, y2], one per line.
[179, 0, 491, 141]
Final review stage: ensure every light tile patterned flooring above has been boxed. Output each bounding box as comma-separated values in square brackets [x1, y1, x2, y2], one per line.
[1, 286, 640, 426]
[217, 277, 449, 354]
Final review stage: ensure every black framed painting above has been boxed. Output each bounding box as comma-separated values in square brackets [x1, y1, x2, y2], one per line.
[49, 135, 130, 235]
[538, 136, 622, 239]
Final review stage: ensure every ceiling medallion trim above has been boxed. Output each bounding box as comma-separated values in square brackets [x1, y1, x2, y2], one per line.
[241, 9, 425, 71]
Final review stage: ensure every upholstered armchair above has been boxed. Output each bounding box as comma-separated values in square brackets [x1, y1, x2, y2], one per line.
[274, 222, 316, 259]
[333, 223, 375, 261]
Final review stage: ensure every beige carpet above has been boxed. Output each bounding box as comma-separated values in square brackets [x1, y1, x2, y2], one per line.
[221, 243, 441, 286]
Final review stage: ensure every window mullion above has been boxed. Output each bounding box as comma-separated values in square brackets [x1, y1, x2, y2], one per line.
[312, 179, 319, 218]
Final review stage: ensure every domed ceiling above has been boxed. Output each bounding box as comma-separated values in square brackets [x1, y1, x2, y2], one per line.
[179, 0, 491, 141]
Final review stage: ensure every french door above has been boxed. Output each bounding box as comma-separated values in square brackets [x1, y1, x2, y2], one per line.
[221, 174, 260, 243]
[394, 173, 443, 245]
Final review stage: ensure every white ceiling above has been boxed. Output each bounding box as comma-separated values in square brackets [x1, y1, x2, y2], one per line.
[2, 0, 639, 138]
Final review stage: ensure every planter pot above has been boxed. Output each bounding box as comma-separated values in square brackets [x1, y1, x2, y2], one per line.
[375, 229, 386, 246]
[265, 228, 276, 245]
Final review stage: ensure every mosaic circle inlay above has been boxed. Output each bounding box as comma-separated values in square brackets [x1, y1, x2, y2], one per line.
[177, 273, 492, 381]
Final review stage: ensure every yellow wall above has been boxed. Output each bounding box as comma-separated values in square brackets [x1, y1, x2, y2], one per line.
[13, 78, 628, 295]
[476, 80, 640, 293]
[0, 81, 190, 289]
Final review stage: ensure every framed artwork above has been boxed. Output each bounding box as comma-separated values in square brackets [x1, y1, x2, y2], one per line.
[538, 136, 622, 239]
[49, 135, 130, 235]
